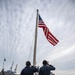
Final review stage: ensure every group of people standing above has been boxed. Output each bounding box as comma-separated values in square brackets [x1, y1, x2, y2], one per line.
[20, 60, 55, 75]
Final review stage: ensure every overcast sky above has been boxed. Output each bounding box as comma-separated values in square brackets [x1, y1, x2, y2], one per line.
[0, 0, 75, 75]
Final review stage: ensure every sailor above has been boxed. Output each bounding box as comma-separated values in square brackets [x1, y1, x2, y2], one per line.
[20, 61, 38, 75]
[39, 60, 56, 75]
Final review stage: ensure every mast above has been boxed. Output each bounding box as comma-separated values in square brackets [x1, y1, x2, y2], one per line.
[2, 60, 5, 70]
[33, 9, 39, 66]
[14, 64, 18, 73]
[2, 58, 6, 71]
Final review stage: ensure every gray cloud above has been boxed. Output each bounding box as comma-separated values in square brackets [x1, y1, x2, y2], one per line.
[0, 0, 75, 75]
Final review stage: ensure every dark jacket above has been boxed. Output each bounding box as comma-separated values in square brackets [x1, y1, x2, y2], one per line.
[21, 66, 38, 75]
[39, 65, 55, 75]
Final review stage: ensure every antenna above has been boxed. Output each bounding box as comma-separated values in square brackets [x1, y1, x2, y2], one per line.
[10, 61, 14, 72]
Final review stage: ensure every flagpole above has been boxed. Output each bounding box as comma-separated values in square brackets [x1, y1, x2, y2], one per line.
[2, 58, 6, 70]
[33, 9, 39, 66]
[2, 58, 6, 75]
[2, 60, 5, 70]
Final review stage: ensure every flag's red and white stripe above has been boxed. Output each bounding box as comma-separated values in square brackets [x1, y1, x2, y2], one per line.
[38, 15, 59, 46]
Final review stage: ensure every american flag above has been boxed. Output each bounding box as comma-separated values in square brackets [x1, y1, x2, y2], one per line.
[38, 15, 59, 46]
